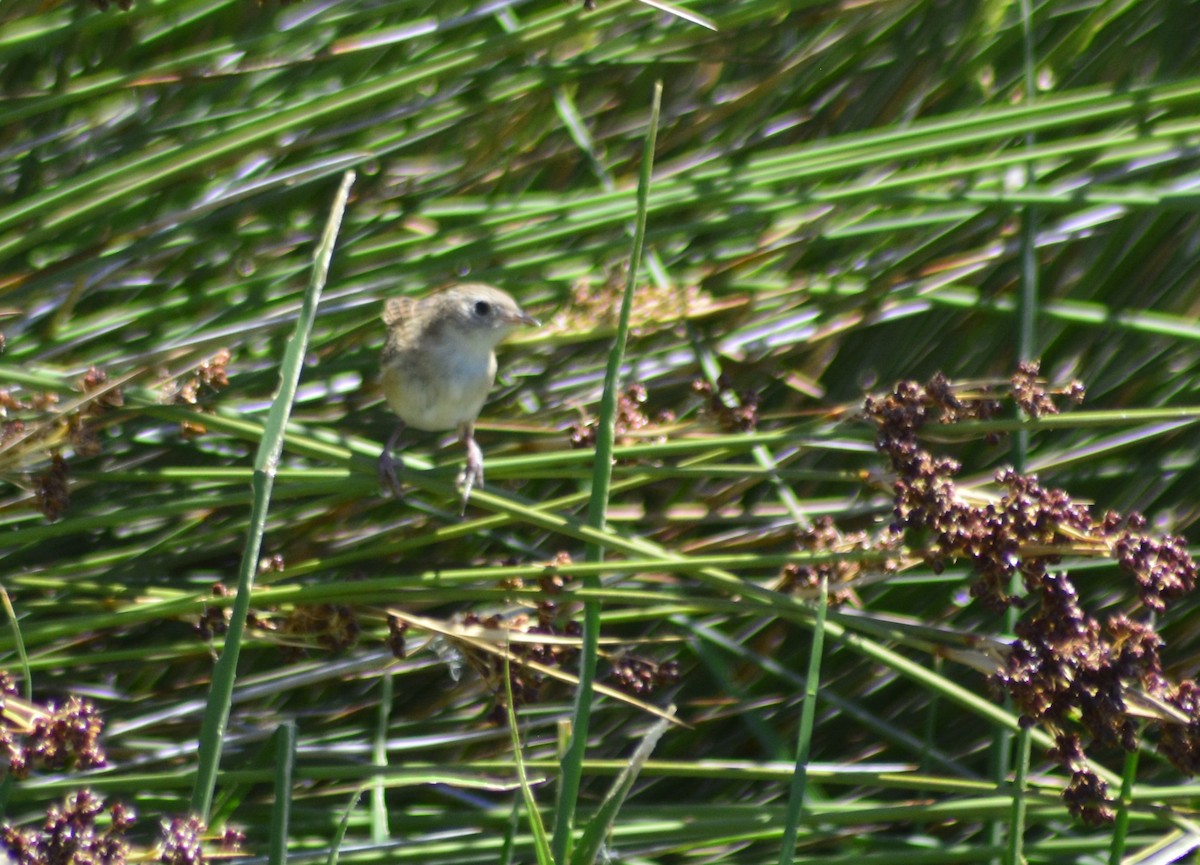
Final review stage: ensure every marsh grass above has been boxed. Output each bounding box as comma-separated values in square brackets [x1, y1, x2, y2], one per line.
[3, 1, 1200, 863]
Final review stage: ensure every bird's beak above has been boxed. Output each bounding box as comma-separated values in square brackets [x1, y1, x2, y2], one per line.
[511, 310, 540, 328]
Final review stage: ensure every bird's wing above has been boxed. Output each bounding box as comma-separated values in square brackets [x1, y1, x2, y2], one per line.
[382, 296, 416, 327]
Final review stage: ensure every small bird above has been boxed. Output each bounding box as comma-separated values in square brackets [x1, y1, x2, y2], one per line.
[378, 283, 539, 507]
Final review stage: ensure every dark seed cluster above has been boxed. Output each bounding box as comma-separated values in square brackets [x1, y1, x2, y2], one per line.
[30, 698, 107, 774]
[453, 559, 677, 719]
[33, 453, 70, 522]
[1052, 733, 1115, 825]
[195, 583, 232, 640]
[863, 365, 1199, 824]
[159, 814, 242, 865]
[157, 815, 204, 865]
[282, 604, 361, 654]
[1159, 680, 1200, 775]
[778, 515, 902, 605]
[164, 350, 232, 439]
[1, 695, 107, 779]
[608, 655, 680, 698]
[5, 365, 126, 521]
[387, 615, 409, 660]
[1112, 521, 1196, 614]
[568, 384, 673, 449]
[1010, 360, 1085, 418]
[2, 792, 245, 865]
[77, 367, 125, 411]
[691, 374, 760, 432]
[464, 580, 584, 720]
[1, 790, 134, 865]
[0, 390, 27, 449]
[2, 389, 56, 457]
[68, 367, 125, 461]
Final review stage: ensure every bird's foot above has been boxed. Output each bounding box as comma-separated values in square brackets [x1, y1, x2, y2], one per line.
[457, 432, 485, 513]
[378, 451, 404, 499]
[379, 423, 407, 499]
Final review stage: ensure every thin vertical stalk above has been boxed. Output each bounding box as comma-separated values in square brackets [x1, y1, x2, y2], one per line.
[371, 671, 393, 842]
[325, 790, 362, 865]
[777, 576, 828, 865]
[1108, 747, 1139, 864]
[551, 83, 662, 864]
[506, 650, 554, 865]
[268, 721, 296, 865]
[1004, 727, 1032, 865]
[1004, 1, 1039, 861]
[189, 171, 355, 820]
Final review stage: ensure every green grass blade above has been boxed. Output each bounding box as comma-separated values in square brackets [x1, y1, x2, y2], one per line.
[551, 81, 663, 864]
[505, 651, 553, 865]
[371, 671, 392, 843]
[269, 721, 297, 865]
[569, 712, 672, 865]
[778, 577, 828, 865]
[325, 789, 363, 865]
[188, 171, 355, 819]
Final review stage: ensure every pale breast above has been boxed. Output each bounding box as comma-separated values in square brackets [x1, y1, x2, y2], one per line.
[380, 346, 497, 432]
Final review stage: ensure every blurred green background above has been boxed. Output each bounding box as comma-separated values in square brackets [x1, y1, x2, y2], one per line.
[3, 0, 1200, 862]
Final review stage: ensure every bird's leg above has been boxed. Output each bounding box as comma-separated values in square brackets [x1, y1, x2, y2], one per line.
[378, 422, 407, 498]
[457, 420, 484, 511]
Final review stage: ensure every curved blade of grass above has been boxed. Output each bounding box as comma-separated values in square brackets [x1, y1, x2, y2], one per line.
[371, 671, 392, 843]
[499, 796, 521, 865]
[552, 81, 662, 864]
[1110, 748, 1140, 864]
[504, 648, 553, 865]
[385, 608, 681, 725]
[778, 576, 828, 865]
[0, 587, 28, 816]
[0, 588, 31, 703]
[635, 0, 718, 31]
[1003, 3, 1041, 857]
[325, 789, 364, 865]
[569, 710, 673, 865]
[269, 720, 296, 865]
[188, 170, 355, 820]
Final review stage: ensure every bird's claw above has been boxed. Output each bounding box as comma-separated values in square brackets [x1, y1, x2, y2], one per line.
[457, 435, 485, 514]
[379, 423, 407, 499]
[378, 451, 404, 499]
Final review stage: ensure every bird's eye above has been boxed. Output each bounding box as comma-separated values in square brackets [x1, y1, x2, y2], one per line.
[473, 300, 492, 317]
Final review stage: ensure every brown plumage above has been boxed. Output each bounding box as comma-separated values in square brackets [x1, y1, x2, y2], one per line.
[377, 283, 538, 507]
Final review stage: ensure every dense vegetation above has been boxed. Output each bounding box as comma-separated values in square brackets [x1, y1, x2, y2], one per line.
[3, 1, 1200, 862]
